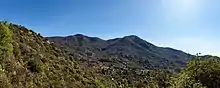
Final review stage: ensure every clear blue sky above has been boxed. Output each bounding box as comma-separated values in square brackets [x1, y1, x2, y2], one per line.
[1, 0, 220, 56]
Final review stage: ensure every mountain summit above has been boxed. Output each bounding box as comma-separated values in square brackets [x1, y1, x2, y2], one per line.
[48, 34, 191, 69]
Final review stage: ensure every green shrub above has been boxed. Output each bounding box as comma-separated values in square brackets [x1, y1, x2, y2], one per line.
[27, 59, 43, 73]
[95, 79, 105, 88]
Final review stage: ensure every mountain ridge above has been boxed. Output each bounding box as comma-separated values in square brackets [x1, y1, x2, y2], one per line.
[49, 34, 188, 54]
[46, 33, 194, 87]
[47, 33, 192, 70]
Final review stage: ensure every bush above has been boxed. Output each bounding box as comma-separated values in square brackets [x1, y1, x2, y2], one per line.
[95, 79, 105, 88]
[27, 59, 43, 73]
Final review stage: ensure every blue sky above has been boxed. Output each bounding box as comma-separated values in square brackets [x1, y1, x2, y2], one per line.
[1, 0, 220, 56]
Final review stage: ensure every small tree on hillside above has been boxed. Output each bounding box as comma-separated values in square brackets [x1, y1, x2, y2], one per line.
[0, 22, 13, 71]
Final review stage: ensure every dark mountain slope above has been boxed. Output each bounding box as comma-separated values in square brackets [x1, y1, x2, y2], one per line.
[0, 22, 101, 88]
[48, 34, 106, 58]
[48, 34, 192, 70]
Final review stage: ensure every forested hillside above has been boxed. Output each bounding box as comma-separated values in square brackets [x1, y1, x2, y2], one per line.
[0, 21, 100, 87]
[0, 21, 220, 88]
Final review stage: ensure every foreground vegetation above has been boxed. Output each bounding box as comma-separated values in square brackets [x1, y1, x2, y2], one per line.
[170, 56, 220, 88]
[0, 21, 220, 88]
[0, 21, 101, 87]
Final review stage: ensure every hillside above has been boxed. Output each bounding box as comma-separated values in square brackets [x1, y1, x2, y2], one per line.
[0, 21, 170, 88]
[0, 21, 177, 88]
[47, 34, 193, 87]
[2, 21, 218, 88]
[0, 21, 102, 88]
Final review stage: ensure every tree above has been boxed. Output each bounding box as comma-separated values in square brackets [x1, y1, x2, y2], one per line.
[0, 22, 13, 71]
[0, 21, 13, 55]
[0, 21, 13, 87]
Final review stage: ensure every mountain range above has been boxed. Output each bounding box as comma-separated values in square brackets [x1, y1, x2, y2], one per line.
[47, 34, 192, 70]
[0, 21, 210, 87]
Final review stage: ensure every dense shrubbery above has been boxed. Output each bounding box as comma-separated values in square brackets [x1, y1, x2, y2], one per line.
[0, 21, 100, 87]
[170, 56, 220, 88]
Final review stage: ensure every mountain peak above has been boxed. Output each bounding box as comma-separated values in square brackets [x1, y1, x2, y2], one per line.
[74, 34, 87, 37]
[123, 35, 140, 39]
